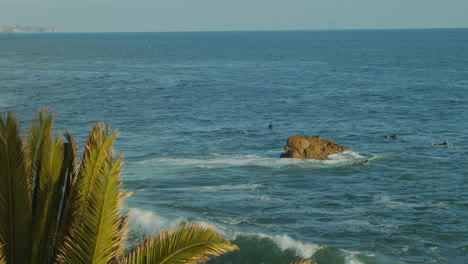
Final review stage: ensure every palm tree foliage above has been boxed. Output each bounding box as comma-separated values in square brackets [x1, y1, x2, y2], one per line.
[125, 222, 239, 264]
[0, 109, 238, 264]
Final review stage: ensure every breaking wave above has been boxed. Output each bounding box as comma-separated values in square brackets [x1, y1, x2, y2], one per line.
[127, 208, 373, 264]
[127, 208, 187, 234]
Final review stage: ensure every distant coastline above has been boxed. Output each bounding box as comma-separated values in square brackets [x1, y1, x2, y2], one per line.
[0, 24, 60, 33]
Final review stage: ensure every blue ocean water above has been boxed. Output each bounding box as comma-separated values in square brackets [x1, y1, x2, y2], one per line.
[1, 29, 468, 263]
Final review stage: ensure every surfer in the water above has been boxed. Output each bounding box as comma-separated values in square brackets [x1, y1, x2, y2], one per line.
[431, 140, 449, 146]
[384, 134, 398, 139]
[268, 122, 273, 129]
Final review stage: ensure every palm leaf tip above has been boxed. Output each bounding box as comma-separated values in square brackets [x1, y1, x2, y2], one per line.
[0, 244, 5, 264]
[124, 222, 239, 264]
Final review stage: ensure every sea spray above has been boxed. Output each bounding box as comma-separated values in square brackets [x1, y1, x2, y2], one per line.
[128, 208, 186, 235]
[272, 234, 322, 259]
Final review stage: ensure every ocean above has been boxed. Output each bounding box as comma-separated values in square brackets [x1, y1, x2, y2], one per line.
[1, 29, 467, 264]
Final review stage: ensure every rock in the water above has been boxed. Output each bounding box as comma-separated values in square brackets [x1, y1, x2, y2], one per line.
[280, 135, 347, 159]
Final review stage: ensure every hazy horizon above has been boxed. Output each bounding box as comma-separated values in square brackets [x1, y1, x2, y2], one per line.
[3, 25, 468, 34]
[1, 0, 468, 33]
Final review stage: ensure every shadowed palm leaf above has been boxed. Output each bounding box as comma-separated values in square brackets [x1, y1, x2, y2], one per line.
[0, 112, 33, 264]
[27, 109, 67, 263]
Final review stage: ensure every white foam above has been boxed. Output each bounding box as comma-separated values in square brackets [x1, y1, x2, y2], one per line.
[273, 234, 322, 259]
[166, 183, 263, 192]
[320, 150, 366, 166]
[373, 195, 430, 210]
[127, 208, 227, 236]
[219, 218, 248, 226]
[247, 195, 272, 201]
[344, 257, 365, 264]
[127, 208, 185, 234]
[341, 250, 367, 264]
[234, 232, 322, 259]
[373, 196, 407, 209]
[137, 150, 367, 169]
[198, 183, 263, 191]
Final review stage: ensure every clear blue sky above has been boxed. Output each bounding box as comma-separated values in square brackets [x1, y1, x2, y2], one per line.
[1, 0, 468, 32]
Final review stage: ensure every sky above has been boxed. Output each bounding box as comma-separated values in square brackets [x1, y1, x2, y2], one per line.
[1, 0, 468, 32]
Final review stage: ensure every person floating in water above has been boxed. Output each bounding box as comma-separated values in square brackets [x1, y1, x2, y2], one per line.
[384, 134, 398, 139]
[268, 122, 273, 129]
[350, 160, 370, 166]
[431, 140, 449, 146]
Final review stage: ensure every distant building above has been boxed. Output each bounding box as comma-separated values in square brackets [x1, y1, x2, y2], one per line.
[0, 24, 60, 33]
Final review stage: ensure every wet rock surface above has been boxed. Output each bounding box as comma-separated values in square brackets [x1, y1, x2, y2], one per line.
[280, 135, 347, 159]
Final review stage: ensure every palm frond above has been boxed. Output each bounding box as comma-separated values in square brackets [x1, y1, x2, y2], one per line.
[27, 108, 54, 214]
[54, 130, 78, 249]
[0, 244, 6, 264]
[111, 213, 130, 264]
[61, 131, 78, 196]
[77, 123, 118, 210]
[0, 112, 33, 264]
[124, 222, 239, 264]
[31, 133, 65, 264]
[55, 125, 128, 264]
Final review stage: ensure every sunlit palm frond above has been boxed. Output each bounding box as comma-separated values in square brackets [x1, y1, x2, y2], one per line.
[56, 127, 129, 264]
[124, 222, 239, 264]
[77, 123, 118, 210]
[0, 112, 33, 264]
[1, 110, 237, 264]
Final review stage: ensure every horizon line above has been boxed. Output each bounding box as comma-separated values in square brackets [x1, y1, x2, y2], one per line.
[39, 26, 468, 34]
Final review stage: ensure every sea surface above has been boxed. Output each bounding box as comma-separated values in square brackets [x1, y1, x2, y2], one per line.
[1, 29, 468, 264]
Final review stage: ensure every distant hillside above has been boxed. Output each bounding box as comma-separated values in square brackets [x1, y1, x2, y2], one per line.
[0, 24, 60, 33]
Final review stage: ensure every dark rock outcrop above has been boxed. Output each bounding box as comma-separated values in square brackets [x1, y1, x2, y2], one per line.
[280, 135, 347, 159]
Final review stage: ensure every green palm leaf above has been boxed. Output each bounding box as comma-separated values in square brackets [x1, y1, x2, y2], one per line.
[113, 213, 130, 263]
[30, 133, 65, 264]
[27, 108, 54, 214]
[55, 124, 128, 264]
[0, 112, 33, 264]
[124, 222, 239, 264]
[24, 109, 68, 264]
[78, 123, 118, 209]
[0, 110, 237, 264]
[54, 130, 78, 244]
